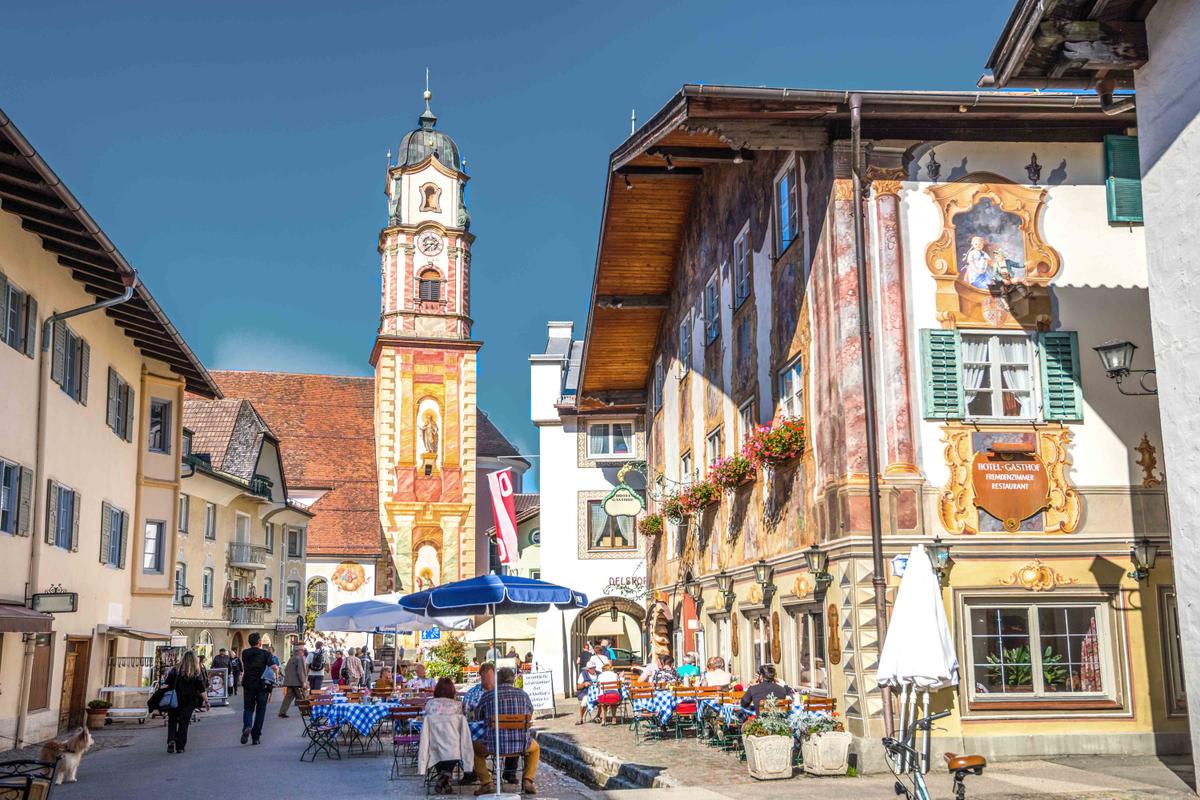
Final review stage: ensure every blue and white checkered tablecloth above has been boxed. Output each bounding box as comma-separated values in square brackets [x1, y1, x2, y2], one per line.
[311, 702, 398, 736]
[583, 683, 628, 714]
[630, 689, 679, 726]
[408, 716, 489, 742]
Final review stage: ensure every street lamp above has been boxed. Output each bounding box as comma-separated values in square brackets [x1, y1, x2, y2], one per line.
[927, 537, 953, 585]
[682, 574, 701, 602]
[1129, 538, 1159, 582]
[1094, 339, 1157, 395]
[715, 571, 735, 611]
[179, 587, 195, 608]
[753, 560, 776, 606]
[609, 604, 619, 623]
[803, 545, 833, 594]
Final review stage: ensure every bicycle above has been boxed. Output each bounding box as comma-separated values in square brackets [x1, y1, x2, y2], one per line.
[882, 709, 986, 800]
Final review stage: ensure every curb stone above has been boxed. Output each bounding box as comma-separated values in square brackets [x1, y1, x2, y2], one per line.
[534, 729, 682, 790]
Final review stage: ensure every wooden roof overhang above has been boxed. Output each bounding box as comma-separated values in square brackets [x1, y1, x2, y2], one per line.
[984, 0, 1156, 89]
[0, 108, 219, 398]
[576, 85, 1136, 404]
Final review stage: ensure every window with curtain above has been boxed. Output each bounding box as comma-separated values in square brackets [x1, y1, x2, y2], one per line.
[263, 577, 272, 599]
[704, 274, 720, 344]
[777, 358, 803, 419]
[966, 601, 1108, 700]
[587, 422, 632, 459]
[587, 500, 635, 550]
[962, 332, 1036, 419]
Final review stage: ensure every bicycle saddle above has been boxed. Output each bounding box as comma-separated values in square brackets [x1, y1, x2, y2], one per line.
[943, 752, 987, 772]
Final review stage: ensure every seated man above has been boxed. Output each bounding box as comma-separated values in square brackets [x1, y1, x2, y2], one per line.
[575, 662, 598, 724]
[406, 663, 435, 691]
[373, 666, 396, 694]
[702, 656, 733, 688]
[471, 667, 538, 796]
[740, 664, 792, 714]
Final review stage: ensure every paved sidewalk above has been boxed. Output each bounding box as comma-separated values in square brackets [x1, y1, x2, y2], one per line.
[532, 701, 1196, 798]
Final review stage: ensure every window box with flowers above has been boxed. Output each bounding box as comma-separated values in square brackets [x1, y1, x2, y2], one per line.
[709, 454, 754, 490]
[679, 479, 721, 514]
[745, 417, 806, 469]
[639, 513, 664, 538]
[661, 493, 687, 523]
[227, 596, 273, 609]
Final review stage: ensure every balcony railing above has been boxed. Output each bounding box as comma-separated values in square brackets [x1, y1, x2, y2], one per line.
[228, 543, 268, 569]
[226, 606, 265, 627]
[250, 474, 274, 498]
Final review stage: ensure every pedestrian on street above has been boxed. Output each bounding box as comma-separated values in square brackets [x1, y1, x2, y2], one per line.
[228, 650, 243, 696]
[164, 650, 209, 754]
[278, 645, 307, 718]
[331, 650, 345, 687]
[239, 632, 274, 745]
[344, 647, 365, 687]
[360, 647, 374, 685]
[306, 640, 328, 691]
[586, 641, 611, 672]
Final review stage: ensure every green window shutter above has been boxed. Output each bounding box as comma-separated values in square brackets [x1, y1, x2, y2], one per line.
[51, 320, 66, 386]
[124, 385, 135, 442]
[1104, 135, 1143, 225]
[920, 328, 964, 419]
[0, 272, 8, 344]
[118, 511, 128, 569]
[23, 294, 36, 358]
[16, 467, 33, 536]
[107, 368, 119, 431]
[1039, 331, 1083, 422]
[70, 490, 80, 552]
[78, 339, 90, 406]
[100, 501, 112, 564]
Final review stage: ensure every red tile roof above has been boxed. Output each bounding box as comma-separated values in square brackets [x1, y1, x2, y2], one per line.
[207, 370, 382, 558]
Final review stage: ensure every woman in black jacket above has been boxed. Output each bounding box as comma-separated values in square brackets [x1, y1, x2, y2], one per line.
[165, 650, 210, 753]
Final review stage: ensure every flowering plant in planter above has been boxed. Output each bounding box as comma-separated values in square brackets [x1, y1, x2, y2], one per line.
[228, 596, 273, 609]
[792, 710, 844, 738]
[661, 493, 686, 522]
[709, 455, 754, 489]
[679, 480, 720, 514]
[745, 417, 806, 469]
[639, 513, 664, 537]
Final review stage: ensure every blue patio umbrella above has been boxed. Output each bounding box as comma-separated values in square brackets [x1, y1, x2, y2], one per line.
[400, 573, 586, 796]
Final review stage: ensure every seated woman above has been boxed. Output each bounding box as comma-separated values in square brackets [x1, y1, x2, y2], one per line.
[653, 654, 680, 686]
[739, 664, 791, 713]
[421, 678, 469, 794]
[676, 652, 701, 681]
[702, 657, 733, 688]
[373, 667, 396, 694]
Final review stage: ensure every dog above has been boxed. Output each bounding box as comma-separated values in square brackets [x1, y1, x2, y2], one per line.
[39, 726, 93, 784]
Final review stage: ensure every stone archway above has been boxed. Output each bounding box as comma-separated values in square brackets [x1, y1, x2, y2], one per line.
[570, 597, 646, 669]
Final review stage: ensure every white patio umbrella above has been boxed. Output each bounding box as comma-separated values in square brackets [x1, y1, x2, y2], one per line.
[314, 593, 473, 676]
[876, 544, 959, 773]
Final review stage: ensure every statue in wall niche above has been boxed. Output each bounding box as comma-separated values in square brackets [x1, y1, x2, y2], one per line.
[420, 410, 440, 459]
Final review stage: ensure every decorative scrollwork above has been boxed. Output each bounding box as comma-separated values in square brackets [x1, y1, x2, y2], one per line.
[999, 559, 1078, 592]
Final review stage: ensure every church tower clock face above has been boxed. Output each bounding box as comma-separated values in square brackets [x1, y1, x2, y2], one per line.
[417, 230, 443, 256]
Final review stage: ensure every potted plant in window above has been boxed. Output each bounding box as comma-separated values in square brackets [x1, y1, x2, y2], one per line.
[985, 646, 1035, 692]
[680, 479, 720, 514]
[86, 699, 112, 729]
[709, 455, 754, 490]
[796, 710, 851, 775]
[745, 417, 806, 469]
[661, 493, 686, 524]
[740, 696, 795, 780]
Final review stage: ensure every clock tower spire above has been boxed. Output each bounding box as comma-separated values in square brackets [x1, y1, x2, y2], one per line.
[373, 87, 479, 594]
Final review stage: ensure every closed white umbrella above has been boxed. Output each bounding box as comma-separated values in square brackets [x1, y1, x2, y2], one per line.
[876, 544, 958, 773]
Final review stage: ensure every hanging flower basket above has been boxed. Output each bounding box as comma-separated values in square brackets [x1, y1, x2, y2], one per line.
[745, 418, 806, 469]
[661, 493, 686, 523]
[639, 513, 664, 537]
[709, 455, 754, 489]
[679, 480, 720, 514]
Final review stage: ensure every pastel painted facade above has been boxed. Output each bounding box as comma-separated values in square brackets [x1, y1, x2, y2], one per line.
[0, 109, 218, 747]
[576, 86, 1182, 768]
[530, 323, 648, 696]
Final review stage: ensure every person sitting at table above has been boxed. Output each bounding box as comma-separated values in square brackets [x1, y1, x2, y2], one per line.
[702, 656, 733, 688]
[462, 662, 494, 721]
[575, 663, 598, 725]
[472, 667, 539, 796]
[739, 664, 792, 713]
[420, 677, 471, 794]
[594, 663, 622, 725]
[637, 652, 661, 683]
[677, 652, 701, 681]
[653, 654, 680, 686]
[373, 667, 396, 694]
[406, 663, 435, 692]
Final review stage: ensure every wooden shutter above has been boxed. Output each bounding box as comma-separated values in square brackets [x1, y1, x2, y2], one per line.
[0, 272, 7, 343]
[118, 511, 128, 569]
[16, 467, 32, 536]
[45, 479, 58, 545]
[920, 328, 964, 419]
[99, 501, 112, 564]
[78, 339, 90, 405]
[1039, 331, 1083, 422]
[107, 368, 119, 430]
[23, 294, 36, 358]
[124, 385, 135, 442]
[1104, 135, 1143, 225]
[70, 490, 80, 551]
[51, 320, 66, 386]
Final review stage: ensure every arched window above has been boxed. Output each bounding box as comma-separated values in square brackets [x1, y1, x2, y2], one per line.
[307, 577, 328, 616]
[418, 270, 442, 302]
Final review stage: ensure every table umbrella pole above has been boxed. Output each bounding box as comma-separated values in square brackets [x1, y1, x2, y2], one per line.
[493, 605, 500, 795]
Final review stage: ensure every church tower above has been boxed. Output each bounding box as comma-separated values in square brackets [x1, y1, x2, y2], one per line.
[372, 88, 478, 592]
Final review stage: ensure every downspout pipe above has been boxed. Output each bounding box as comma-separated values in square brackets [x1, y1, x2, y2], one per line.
[848, 94, 895, 740]
[16, 276, 137, 748]
[1097, 79, 1136, 116]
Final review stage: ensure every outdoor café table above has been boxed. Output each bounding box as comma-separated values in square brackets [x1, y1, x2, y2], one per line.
[311, 701, 399, 754]
[583, 682, 630, 717]
[630, 688, 679, 726]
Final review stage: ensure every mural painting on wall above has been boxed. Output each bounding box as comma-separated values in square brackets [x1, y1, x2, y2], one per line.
[331, 561, 368, 592]
[925, 177, 1062, 329]
[414, 541, 440, 591]
[940, 428, 1081, 535]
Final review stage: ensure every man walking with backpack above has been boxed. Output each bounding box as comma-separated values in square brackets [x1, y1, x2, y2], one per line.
[239, 633, 274, 745]
[306, 640, 328, 691]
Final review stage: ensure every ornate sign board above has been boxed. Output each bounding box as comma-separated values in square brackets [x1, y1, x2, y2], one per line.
[31, 591, 77, 613]
[971, 450, 1049, 531]
[602, 484, 645, 518]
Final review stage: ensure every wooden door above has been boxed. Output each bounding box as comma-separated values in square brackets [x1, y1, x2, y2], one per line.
[58, 638, 91, 732]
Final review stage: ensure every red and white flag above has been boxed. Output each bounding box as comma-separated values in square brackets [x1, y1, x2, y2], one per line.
[487, 468, 519, 565]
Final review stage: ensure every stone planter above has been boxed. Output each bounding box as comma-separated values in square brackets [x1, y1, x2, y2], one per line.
[802, 730, 852, 776]
[86, 707, 109, 729]
[743, 734, 794, 780]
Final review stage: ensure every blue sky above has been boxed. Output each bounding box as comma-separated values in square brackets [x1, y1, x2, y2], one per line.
[2, 1, 1012, 490]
